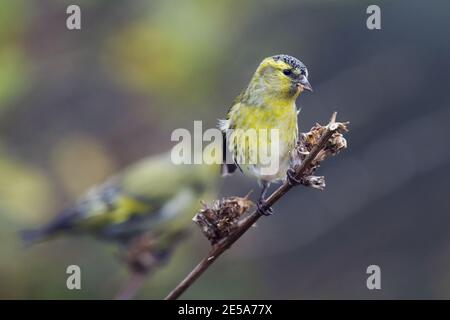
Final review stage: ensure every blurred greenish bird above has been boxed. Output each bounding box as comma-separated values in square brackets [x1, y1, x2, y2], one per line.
[21, 152, 217, 246]
[220, 54, 312, 215]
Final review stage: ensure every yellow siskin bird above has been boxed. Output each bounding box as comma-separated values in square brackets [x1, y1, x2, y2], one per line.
[219, 54, 312, 215]
[20, 152, 217, 246]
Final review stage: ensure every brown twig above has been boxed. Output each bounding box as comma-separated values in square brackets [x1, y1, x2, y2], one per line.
[115, 272, 146, 300]
[115, 230, 188, 299]
[165, 112, 347, 300]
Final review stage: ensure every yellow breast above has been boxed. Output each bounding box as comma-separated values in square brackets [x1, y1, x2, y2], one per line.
[227, 100, 298, 180]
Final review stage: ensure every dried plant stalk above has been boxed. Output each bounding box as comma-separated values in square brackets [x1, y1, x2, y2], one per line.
[164, 112, 349, 300]
[193, 196, 254, 244]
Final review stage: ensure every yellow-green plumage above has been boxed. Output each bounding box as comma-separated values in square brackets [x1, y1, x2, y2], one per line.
[21, 153, 218, 245]
[220, 54, 312, 184]
[226, 98, 298, 181]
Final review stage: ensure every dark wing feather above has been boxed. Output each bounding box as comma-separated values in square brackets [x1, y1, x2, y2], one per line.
[220, 91, 246, 176]
[220, 131, 238, 176]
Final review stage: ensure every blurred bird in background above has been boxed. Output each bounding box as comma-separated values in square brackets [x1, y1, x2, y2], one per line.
[20, 152, 218, 256]
[220, 54, 312, 215]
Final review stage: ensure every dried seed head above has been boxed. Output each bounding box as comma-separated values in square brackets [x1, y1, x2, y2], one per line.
[290, 120, 349, 188]
[295, 121, 348, 164]
[301, 175, 326, 190]
[193, 196, 254, 245]
[327, 132, 347, 154]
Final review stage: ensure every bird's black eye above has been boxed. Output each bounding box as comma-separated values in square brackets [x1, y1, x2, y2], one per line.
[283, 69, 292, 76]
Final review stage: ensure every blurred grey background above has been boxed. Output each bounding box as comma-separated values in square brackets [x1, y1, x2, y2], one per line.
[0, 0, 449, 299]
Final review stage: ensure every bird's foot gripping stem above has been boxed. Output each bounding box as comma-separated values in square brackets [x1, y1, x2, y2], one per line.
[286, 168, 302, 186]
[256, 200, 273, 216]
[256, 181, 273, 216]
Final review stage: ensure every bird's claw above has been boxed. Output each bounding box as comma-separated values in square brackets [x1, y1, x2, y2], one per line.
[256, 200, 273, 216]
[286, 168, 302, 186]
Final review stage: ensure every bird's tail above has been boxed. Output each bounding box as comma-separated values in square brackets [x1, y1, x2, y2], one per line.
[220, 129, 239, 176]
[19, 207, 77, 247]
[19, 228, 49, 247]
[220, 163, 238, 176]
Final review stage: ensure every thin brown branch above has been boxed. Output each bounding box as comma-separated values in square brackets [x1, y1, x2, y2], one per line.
[115, 230, 186, 300]
[115, 272, 146, 300]
[165, 111, 347, 300]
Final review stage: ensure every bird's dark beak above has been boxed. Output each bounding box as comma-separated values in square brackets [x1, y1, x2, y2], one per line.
[300, 78, 313, 92]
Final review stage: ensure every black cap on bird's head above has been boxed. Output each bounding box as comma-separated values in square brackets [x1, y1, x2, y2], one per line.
[272, 54, 313, 92]
[272, 54, 305, 71]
